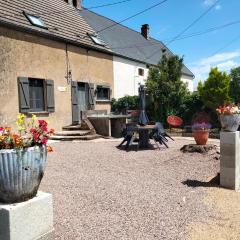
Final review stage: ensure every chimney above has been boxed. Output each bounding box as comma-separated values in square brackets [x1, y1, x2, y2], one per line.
[141, 24, 150, 39]
[66, 0, 82, 9]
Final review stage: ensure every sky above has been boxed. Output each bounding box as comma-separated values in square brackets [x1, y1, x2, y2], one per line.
[83, 0, 240, 89]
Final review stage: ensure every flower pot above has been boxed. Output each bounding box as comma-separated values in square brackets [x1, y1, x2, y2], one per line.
[0, 146, 47, 203]
[219, 114, 240, 132]
[192, 130, 209, 145]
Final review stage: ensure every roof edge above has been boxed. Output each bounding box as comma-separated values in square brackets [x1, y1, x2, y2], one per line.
[0, 19, 113, 55]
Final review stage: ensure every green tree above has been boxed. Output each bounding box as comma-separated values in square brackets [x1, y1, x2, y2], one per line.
[230, 67, 240, 103]
[198, 67, 231, 111]
[145, 54, 189, 122]
[177, 91, 204, 125]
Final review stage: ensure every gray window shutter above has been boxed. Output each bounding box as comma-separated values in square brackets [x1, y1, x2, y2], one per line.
[18, 77, 30, 113]
[88, 83, 95, 109]
[71, 81, 79, 123]
[46, 80, 55, 112]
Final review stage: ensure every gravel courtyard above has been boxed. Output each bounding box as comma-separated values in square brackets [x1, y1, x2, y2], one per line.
[40, 138, 239, 240]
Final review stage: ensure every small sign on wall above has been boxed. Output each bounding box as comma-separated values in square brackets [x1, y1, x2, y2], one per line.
[57, 86, 67, 92]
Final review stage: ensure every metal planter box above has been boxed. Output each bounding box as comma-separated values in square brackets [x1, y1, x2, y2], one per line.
[219, 114, 240, 132]
[0, 146, 47, 203]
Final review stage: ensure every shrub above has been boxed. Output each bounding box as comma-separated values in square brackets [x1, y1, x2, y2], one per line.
[177, 92, 204, 125]
[111, 96, 139, 113]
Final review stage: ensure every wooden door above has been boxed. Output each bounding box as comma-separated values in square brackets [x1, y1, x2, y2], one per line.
[78, 83, 88, 112]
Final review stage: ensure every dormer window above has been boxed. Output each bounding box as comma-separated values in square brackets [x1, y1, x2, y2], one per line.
[23, 12, 47, 29]
[88, 34, 105, 46]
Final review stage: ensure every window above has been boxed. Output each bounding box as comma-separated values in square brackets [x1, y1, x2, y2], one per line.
[88, 34, 105, 46]
[29, 79, 45, 112]
[73, 0, 78, 7]
[23, 12, 47, 29]
[138, 68, 144, 76]
[18, 77, 55, 113]
[96, 86, 110, 101]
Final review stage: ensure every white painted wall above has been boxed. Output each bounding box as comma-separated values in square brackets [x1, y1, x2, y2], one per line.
[113, 56, 194, 99]
[113, 56, 148, 99]
[181, 75, 194, 92]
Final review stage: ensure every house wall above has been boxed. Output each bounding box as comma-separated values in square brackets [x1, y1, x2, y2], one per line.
[113, 56, 148, 99]
[181, 75, 194, 92]
[0, 26, 113, 131]
[113, 56, 194, 99]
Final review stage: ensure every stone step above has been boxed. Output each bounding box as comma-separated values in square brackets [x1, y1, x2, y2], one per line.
[50, 134, 101, 141]
[55, 130, 91, 136]
[62, 125, 82, 131]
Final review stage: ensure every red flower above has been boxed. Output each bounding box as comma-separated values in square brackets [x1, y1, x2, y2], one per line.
[41, 137, 48, 145]
[38, 120, 47, 126]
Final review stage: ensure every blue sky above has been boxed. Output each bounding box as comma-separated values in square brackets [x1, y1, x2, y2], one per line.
[83, 0, 240, 88]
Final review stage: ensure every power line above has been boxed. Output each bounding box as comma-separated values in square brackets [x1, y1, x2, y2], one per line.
[110, 19, 240, 50]
[141, 0, 221, 64]
[40, 0, 135, 16]
[96, 0, 169, 34]
[211, 34, 240, 56]
[172, 20, 240, 41]
[86, 0, 134, 10]
[0, 0, 135, 18]
[166, 0, 221, 45]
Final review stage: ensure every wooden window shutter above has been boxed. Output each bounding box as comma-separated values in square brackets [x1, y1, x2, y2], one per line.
[18, 77, 30, 113]
[46, 80, 55, 112]
[88, 83, 95, 109]
[71, 81, 79, 123]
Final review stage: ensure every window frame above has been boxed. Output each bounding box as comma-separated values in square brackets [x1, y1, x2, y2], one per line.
[138, 68, 145, 76]
[23, 11, 48, 29]
[96, 86, 111, 102]
[87, 33, 105, 46]
[28, 78, 46, 113]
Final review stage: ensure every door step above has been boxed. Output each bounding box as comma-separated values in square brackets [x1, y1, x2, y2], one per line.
[50, 134, 101, 141]
[56, 118, 98, 141]
[54, 130, 92, 136]
[62, 125, 82, 131]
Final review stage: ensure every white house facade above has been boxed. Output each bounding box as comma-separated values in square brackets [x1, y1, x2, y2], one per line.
[181, 75, 194, 92]
[113, 56, 149, 99]
[113, 56, 194, 99]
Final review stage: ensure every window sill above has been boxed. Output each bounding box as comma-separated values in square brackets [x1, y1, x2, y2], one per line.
[96, 100, 111, 103]
[26, 111, 50, 116]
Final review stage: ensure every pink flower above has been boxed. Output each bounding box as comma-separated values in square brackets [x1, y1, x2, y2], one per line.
[41, 137, 48, 145]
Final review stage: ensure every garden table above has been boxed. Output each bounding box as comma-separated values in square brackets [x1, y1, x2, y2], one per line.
[134, 125, 156, 148]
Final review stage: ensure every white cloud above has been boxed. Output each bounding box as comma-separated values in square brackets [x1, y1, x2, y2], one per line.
[203, 0, 221, 10]
[189, 50, 240, 89]
[217, 60, 238, 69]
[198, 51, 240, 65]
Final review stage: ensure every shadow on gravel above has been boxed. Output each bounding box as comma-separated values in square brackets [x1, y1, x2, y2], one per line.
[116, 144, 159, 152]
[182, 173, 220, 188]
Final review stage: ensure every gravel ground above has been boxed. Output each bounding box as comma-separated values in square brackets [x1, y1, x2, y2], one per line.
[40, 138, 220, 240]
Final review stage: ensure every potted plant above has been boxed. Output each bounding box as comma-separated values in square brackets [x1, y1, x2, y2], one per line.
[192, 122, 211, 145]
[216, 103, 240, 132]
[0, 114, 54, 203]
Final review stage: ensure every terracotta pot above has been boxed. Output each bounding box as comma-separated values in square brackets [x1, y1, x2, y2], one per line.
[192, 129, 209, 145]
[0, 146, 47, 203]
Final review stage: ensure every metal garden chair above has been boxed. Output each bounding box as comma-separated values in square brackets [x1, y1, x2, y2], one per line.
[118, 124, 138, 150]
[150, 122, 174, 149]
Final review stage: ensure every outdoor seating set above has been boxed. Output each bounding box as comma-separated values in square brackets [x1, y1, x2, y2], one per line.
[119, 122, 174, 150]
[118, 85, 174, 150]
